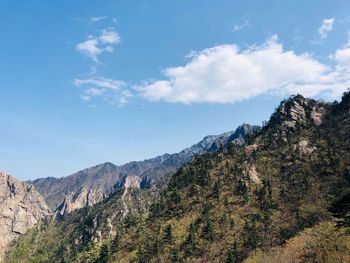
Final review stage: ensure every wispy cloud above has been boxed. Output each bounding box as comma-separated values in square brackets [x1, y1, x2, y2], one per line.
[137, 34, 350, 104]
[73, 77, 124, 90]
[76, 29, 121, 62]
[232, 20, 250, 32]
[73, 77, 131, 107]
[318, 18, 335, 40]
[89, 16, 108, 24]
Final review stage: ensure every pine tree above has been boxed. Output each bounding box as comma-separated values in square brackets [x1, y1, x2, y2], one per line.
[136, 245, 145, 263]
[97, 243, 110, 263]
[110, 231, 120, 253]
[170, 247, 181, 263]
[183, 224, 196, 255]
[330, 192, 350, 228]
[243, 219, 259, 252]
[226, 242, 239, 263]
[202, 218, 214, 241]
[235, 178, 248, 202]
[164, 224, 173, 243]
[170, 189, 181, 204]
[213, 178, 222, 199]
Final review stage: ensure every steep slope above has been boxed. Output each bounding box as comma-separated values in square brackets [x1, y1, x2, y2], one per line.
[5, 91, 350, 263]
[30, 124, 259, 215]
[0, 172, 51, 260]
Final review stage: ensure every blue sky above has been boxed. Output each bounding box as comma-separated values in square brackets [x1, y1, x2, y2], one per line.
[1, 0, 350, 180]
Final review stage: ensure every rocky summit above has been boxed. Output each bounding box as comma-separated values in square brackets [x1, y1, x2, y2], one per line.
[0, 172, 51, 260]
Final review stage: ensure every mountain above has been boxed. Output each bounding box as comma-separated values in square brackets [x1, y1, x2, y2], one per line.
[0, 172, 51, 260]
[30, 124, 259, 217]
[5, 91, 350, 263]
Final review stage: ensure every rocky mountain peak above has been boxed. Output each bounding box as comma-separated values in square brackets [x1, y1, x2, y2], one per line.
[0, 172, 51, 259]
[270, 94, 327, 128]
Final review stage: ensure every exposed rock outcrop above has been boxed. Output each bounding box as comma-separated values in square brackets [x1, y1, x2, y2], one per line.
[121, 175, 141, 198]
[55, 187, 105, 219]
[248, 165, 261, 184]
[266, 94, 329, 144]
[298, 139, 317, 154]
[0, 172, 51, 259]
[270, 94, 327, 129]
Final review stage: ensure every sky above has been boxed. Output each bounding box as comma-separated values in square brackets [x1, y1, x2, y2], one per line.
[1, 0, 350, 180]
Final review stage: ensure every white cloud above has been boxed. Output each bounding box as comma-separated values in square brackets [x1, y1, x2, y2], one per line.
[99, 29, 121, 44]
[90, 16, 108, 23]
[73, 77, 125, 90]
[85, 87, 106, 96]
[335, 47, 350, 68]
[138, 35, 348, 104]
[76, 37, 104, 62]
[232, 20, 250, 32]
[75, 33, 350, 107]
[73, 77, 130, 107]
[332, 35, 350, 91]
[318, 18, 335, 40]
[76, 29, 121, 62]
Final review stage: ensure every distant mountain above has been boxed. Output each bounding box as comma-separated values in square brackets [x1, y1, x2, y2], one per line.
[30, 124, 259, 216]
[0, 172, 50, 259]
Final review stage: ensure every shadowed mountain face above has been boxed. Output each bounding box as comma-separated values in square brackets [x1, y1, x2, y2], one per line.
[30, 124, 259, 214]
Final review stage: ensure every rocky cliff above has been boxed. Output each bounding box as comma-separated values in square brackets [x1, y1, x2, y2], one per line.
[0, 172, 51, 260]
[55, 187, 105, 220]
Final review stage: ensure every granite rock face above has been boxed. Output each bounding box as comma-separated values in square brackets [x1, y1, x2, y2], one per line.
[0, 172, 51, 259]
[121, 175, 141, 198]
[265, 94, 330, 144]
[271, 94, 327, 129]
[55, 187, 105, 219]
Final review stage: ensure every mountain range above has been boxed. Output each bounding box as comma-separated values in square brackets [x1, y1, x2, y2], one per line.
[29, 123, 259, 217]
[2, 91, 350, 262]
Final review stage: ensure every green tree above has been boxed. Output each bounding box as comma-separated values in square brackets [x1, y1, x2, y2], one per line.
[202, 218, 214, 241]
[226, 242, 239, 263]
[243, 219, 259, 252]
[97, 243, 110, 263]
[330, 192, 350, 228]
[123, 213, 139, 229]
[183, 224, 196, 255]
[213, 178, 222, 199]
[170, 247, 181, 263]
[136, 245, 146, 263]
[110, 231, 120, 253]
[235, 178, 248, 203]
[164, 224, 173, 243]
